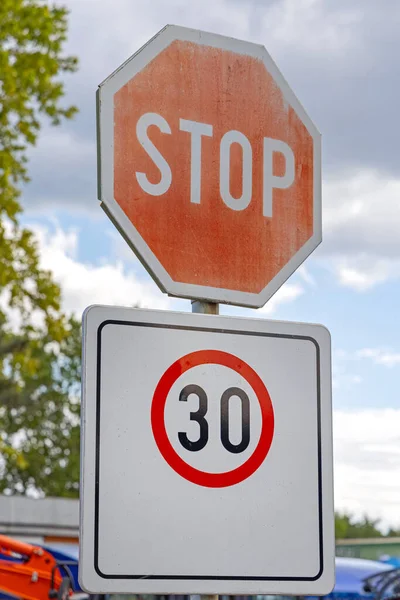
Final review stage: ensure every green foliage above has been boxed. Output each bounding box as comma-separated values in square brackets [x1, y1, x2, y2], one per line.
[0, 0, 78, 219]
[0, 0, 80, 496]
[0, 317, 82, 496]
[335, 512, 397, 539]
[0, 220, 82, 496]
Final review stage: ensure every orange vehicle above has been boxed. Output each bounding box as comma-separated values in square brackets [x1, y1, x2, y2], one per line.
[0, 534, 73, 600]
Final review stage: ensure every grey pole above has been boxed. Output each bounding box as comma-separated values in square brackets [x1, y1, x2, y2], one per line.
[191, 300, 219, 315]
[191, 300, 219, 600]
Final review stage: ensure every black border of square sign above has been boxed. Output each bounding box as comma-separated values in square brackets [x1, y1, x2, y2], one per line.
[94, 319, 324, 582]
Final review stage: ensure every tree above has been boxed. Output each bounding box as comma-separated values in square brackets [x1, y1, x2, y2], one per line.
[0, 0, 78, 220]
[0, 316, 82, 496]
[0, 0, 80, 496]
[335, 512, 385, 539]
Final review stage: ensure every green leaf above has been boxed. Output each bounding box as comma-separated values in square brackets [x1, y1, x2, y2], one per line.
[0, 0, 81, 497]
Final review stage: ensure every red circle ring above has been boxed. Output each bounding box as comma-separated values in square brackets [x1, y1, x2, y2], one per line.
[151, 349, 275, 488]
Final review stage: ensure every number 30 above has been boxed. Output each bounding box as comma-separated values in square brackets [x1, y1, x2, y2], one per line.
[178, 385, 250, 454]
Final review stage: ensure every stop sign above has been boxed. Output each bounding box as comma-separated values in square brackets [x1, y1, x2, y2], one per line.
[97, 25, 321, 308]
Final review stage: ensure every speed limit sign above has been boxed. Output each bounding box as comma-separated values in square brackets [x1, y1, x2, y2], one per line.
[80, 306, 334, 596]
[151, 348, 275, 488]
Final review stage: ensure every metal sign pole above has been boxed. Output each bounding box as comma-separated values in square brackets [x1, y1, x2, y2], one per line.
[191, 300, 219, 315]
[192, 299, 218, 600]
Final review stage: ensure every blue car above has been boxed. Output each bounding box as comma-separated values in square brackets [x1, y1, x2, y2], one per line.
[3, 541, 399, 600]
[41, 549, 400, 600]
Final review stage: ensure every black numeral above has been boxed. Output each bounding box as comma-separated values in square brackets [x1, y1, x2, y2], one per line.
[178, 385, 250, 453]
[178, 384, 209, 451]
[220, 387, 250, 453]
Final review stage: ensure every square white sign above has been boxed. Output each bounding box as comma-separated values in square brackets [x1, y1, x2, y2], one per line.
[80, 306, 334, 595]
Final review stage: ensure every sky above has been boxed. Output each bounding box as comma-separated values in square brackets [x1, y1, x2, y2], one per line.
[20, 0, 400, 530]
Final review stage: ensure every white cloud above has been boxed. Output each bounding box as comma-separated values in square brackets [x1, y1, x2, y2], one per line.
[258, 282, 304, 315]
[64, 0, 366, 80]
[264, 0, 362, 56]
[333, 345, 400, 388]
[333, 256, 400, 291]
[317, 169, 400, 290]
[335, 347, 400, 368]
[296, 265, 317, 288]
[357, 348, 400, 368]
[333, 409, 400, 529]
[32, 224, 175, 315]
[323, 170, 400, 257]
[332, 348, 400, 391]
[65, 0, 255, 82]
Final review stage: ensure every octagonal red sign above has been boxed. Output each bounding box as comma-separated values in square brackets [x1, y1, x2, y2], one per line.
[97, 25, 321, 308]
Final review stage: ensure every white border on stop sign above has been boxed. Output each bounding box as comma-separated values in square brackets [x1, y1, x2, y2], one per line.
[97, 24, 322, 308]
